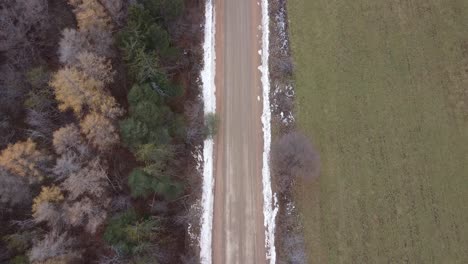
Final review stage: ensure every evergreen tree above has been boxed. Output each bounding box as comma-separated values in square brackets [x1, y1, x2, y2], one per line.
[127, 169, 153, 198]
[103, 210, 159, 256]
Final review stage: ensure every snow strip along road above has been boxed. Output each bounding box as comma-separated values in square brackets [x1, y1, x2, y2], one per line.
[199, 0, 216, 263]
[260, 0, 279, 262]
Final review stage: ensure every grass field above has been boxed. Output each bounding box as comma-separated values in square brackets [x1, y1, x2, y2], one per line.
[287, 0, 468, 263]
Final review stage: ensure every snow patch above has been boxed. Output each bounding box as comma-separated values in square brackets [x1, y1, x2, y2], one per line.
[193, 146, 203, 172]
[272, 84, 295, 125]
[199, 0, 216, 263]
[260, 0, 279, 263]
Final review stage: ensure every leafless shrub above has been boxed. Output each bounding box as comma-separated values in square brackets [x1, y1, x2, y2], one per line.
[184, 100, 205, 145]
[277, 202, 307, 264]
[109, 195, 132, 212]
[278, 231, 307, 264]
[180, 253, 199, 264]
[272, 131, 320, 193]
[271, 55, 293, 80]
[269, 0, 292, 82]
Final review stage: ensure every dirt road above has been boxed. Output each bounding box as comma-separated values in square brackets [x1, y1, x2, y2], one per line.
[212, 0, 266, 263]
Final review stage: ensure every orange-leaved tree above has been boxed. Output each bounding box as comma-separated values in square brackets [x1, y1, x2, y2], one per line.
[0, 138, 50, 181]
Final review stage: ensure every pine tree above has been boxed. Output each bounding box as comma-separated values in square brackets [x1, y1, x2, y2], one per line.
[127, 83, 163, 107]
[103, 210, 159, 255]
[127, 169, 153, 198]
[142, 0, 184, 22]
[127, 168, 181, 200]
[120, 117, 151, 149]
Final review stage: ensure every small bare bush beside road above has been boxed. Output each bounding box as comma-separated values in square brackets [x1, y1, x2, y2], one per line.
[272, 131, 319, 194]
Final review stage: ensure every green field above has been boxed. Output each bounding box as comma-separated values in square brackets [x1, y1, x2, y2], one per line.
[287, 0, 468, 262]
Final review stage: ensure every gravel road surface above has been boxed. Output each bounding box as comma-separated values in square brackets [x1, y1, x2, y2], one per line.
[212, 0, 266, 263]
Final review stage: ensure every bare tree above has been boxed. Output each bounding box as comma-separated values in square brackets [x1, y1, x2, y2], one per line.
[53, 153, 82, 180]
[70, 0, 112, 31]
[33, 202, 63, 228]
[58, 28, 114, 65]
[29, 231, 80, 263]
[57, 0, 115, 65]
[52, 124, 87, 155]
[0, 0, 49, 54]
[272, 131, 320, 193]
[58, 28, 87, 65]
[0, 64, 27, 122]
[76, 51, 115, 84]
[100, 0, 128, 25]
[84, 26, 115, 59]
[64, 197, 108, 234]
[61, 158, 108, 200]
[25, 110, 56, 140]
[0, 167, 32, 207]
[80, 113, 120, 151]
[0, 113, 15, 149]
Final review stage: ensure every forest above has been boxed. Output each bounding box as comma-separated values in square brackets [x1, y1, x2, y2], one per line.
[0, 0, 206, 263]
